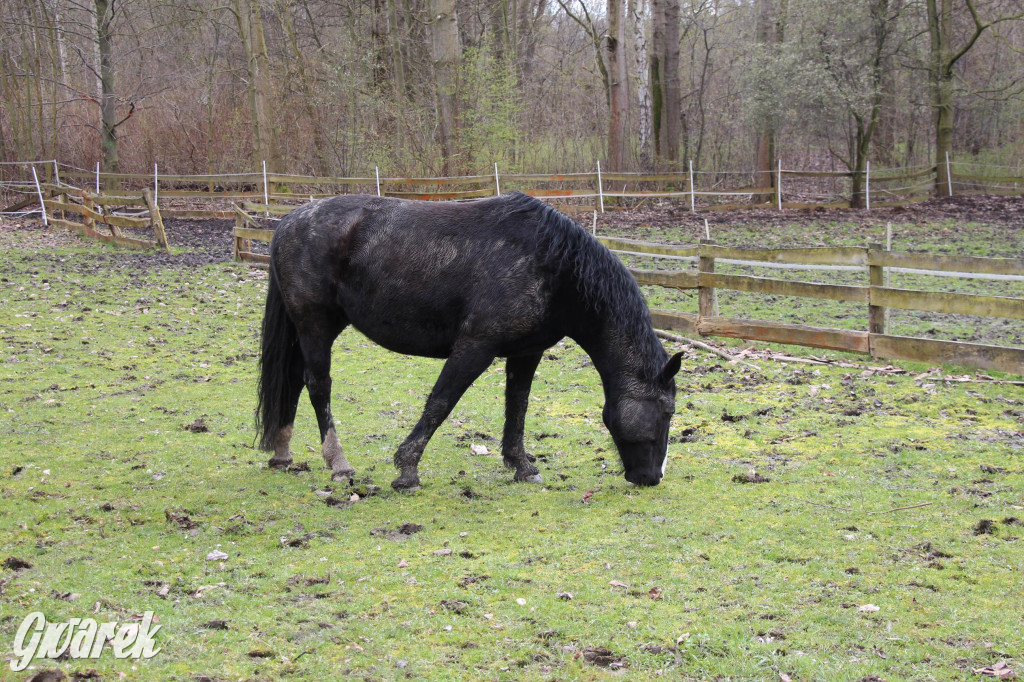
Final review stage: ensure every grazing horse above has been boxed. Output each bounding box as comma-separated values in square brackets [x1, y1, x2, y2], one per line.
[256, 191, 682, 490]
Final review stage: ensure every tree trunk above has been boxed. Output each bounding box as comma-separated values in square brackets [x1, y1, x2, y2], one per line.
[277, 0, 330, 176]
[517, 0, 547, 81]
[389, 0, 409, 100]
[428, 0, 460, 174]
[95, 0, 119, 183]
[606, 0, 628, 170]
[923, 0, 1023, 196]
[371, 0, 390, 88]
[631, 0, 652, 170]
[660, 0, 680, 163]
[232, 0, 282, 173]
[753, 0, 785, 203]
[649, 0, 664, 160]
[927, 0, 953, 196]
[0, 52, 10, 161]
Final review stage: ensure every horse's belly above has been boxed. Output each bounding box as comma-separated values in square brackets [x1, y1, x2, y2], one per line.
[338, 288, 558, 360]
[340, 296, 461, 358]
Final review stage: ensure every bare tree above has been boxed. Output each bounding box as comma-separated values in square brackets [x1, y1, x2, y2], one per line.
[227, 0, 282, 173]
[606, 0, 628, 169]
[753, 0, 787, 200]
[428, 0, 460, 173]
[923, 0, 1024, 194]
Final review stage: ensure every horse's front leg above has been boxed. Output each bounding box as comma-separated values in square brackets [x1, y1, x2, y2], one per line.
[392, 343, 496, 491]
[502, 352, 543, 483]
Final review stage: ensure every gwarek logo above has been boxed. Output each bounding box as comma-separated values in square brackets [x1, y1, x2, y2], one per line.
[9, 611, 162, 672]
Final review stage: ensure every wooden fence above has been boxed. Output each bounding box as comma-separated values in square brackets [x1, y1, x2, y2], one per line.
[5, 158, 1023, 219]
[54, 165, 936, 212]
[43, 186, 169, 251]
[230, 199, 1024, 376]
[232, 201, 283, 264]
[599, 237, 1024, 375]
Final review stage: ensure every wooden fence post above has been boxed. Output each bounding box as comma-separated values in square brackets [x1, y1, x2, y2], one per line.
[233, 205, 243, 261]
[81, 190, 96, 236]
[776, 159, 783, 211]
[698, 239, 717, 321]
[945, 151, 953, 197]
[688, 159, 695, 212]
[868, 241, 886, 337]
[32, 166, 48, 227]
[143, 189, 170, 252]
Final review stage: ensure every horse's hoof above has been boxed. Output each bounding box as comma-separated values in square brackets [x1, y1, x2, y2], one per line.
[391, 475, 421, 492]
[268, 459, 292, 470]
[522, 473, 543, 484]
[332, 471, 355, 483]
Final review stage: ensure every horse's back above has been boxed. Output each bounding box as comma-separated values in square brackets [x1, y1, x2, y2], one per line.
[270, 194, 562, 357]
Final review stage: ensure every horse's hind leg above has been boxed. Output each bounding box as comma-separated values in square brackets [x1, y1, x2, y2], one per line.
[502, 352, 543, 483]
[299, 323, 356, 482]
[268, 351, 305, 469]
[392, 343, 496, 491]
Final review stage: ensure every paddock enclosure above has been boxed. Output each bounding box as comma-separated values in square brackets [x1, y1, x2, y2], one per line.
[0, 200, 1022, 680]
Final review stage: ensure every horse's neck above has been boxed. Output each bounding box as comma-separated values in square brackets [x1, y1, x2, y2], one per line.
[573, 308, 659, 393]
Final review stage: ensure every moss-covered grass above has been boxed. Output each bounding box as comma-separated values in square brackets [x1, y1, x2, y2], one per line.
[0, 219, 1022, 681]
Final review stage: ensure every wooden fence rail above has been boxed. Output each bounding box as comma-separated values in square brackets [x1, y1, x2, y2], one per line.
[7, 158, 1022, 220]
[43, 187, 169, 251]
[597, 238, 1024, 375]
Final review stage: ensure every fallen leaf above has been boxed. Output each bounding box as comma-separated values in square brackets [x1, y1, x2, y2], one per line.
[193, 584, 220, 598]
[973, 661, 1015, 679]
[397, 559, 408, 568]
[648, 587, 663, 600]
[859, 603, 880, 613]
[52, 591, 81, 602]
[556, 592, 574, 600]
[608, 580, 629, 588]
[470, 444, 489, 455]
[582, 489, 595, 503]
[205, 550, 228, 562]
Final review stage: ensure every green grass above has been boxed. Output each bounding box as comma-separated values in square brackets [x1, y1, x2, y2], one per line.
[0, 220, 1022, 681]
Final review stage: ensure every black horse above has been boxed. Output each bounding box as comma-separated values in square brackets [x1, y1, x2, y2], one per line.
[257, 191, 682, 490]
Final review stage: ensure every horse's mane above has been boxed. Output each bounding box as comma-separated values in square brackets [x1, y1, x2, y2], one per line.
[498, 191, 668, 379]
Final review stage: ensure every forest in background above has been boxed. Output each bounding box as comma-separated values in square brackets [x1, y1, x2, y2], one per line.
[2, 0, 1023, 196]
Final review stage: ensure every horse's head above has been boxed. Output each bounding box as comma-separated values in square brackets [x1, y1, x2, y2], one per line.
[603, 352, 683, 486]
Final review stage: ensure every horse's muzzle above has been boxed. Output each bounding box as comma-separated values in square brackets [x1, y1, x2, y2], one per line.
[625, 469, 663, 486]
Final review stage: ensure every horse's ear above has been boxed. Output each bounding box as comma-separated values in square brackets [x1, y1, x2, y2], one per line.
[658, 351, 684, 385]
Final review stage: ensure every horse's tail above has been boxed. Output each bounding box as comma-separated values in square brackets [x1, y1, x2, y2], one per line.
[256, 262, 301, 451]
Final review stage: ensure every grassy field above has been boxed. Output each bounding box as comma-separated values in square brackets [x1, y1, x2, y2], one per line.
[1, 210, 1022, 681]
